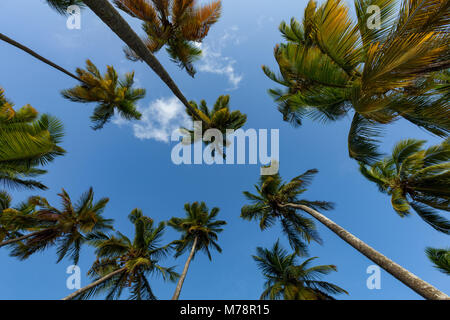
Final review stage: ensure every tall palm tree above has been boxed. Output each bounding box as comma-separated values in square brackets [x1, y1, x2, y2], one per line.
[241, 169, 326, 255]
[61, 60, 146, 130]
[182, 95, 247, 156]
[80, 0, 207, 124]
[168, 201, 226, 300]
[63, 209, 178, 300]
[263, 0, 450, 164]
[242, 168, 449, 300]
[359, 138, 450, 234]
[2, 188, 113, 265]
[114, 0, 222, 77]
[253, 241, 348, 300]
[426, 247, 450, 275]
[0, 88, 65, 190]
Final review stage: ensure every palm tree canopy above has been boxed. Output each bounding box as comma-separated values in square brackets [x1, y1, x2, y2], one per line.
[45, 0, 85, 14]
[359, 138, 450, 234]
[253, 241, 348, 300]
[10, 188, 113, 264]
[0, 88, 65, 190]
[0, 191, 36, 242]
[182, 95, 247, 148]
[168, 201, 226, 260]
[61, 60, 146, 130]
[114, 0, 222, 77]
[77, 209, 178, 300]
[241, 168, 332, 254]
[264, 0, 450, 164]
[426, 247, 450, 275]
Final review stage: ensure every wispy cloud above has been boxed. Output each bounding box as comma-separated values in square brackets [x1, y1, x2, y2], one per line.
[114, 96, 191, 143]
[197, 26, 244, 90]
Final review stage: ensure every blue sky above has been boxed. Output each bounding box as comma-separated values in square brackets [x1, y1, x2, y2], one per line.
[0, 0, 448, 300]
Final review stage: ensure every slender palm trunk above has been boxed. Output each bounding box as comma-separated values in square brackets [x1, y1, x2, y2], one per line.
[0, 33, 83, 83]
[286, 203, 449, 300]
[0, 230, 42, 248]
[172, 236, 198, 300]
[82, 0, 207, 123]
[62, 267, 127, 300]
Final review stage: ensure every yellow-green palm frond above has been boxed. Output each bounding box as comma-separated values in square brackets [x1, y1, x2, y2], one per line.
[61, 60, 145, 130]
[360, 138, 450, 233]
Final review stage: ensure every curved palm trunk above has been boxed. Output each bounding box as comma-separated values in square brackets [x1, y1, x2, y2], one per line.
[62, 267, 127, 300]
[0, 230, 42, 248]
[286, 203, 449, 300]
[82, 0, 206, 123]
[172, 236, 198, 300]
[0, 33, 83, 83]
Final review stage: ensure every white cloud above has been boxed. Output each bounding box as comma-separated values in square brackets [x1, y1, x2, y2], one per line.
[113, 96, 191, 143]
[197, 26, 244, 90]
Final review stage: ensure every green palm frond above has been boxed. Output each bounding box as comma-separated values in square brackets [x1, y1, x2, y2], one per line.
[360, 138, 450, 234]
[426, 247, 450, 275]
[241, 168, 329, 253]
[0, 88, 65, 190]
[253, 241, 347, 300]
[264, 0, 450, 164]
[82, 210, 176, 300]
[168, 201, 226, 260]
[61, 60, 145, 130]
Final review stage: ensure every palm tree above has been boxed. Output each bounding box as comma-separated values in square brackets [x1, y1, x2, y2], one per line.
[63, 209, 178, 300]
[2, 188, 113, 265]
[242, 168, 449, 300]
[80, 0, 207, 124]
[61, 60, 146, 130]
[263, 0, 450, 164]
[168, 201, 226, 300]
[426, 247, 450, 275]
[182, 95, 247, 156]
[114, 0, 222, 77]
[241, 169, 326, 255]
[253, 241, 348, 300]
[0, 88, 65, 190]
[359, 138, 450, 234]
[0, 191, 36, 243]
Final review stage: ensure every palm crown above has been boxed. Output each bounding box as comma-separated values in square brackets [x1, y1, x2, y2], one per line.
[61, 60, 146, 130]
[253, 241, 347, 300]
[10, 188, 114, 264]
[359, 138, 450, 234]
[78, 209, 178, 300]
[264, 0, 450, 164]
[0, 88, 65, 190]
[114, 0, 222, 77]
[169, 201, 226, 260]
[45, 0, 84, 14]
[241, 169, 333, 255]
[0, 191, 36, 243]
[183, 95, 247, 155]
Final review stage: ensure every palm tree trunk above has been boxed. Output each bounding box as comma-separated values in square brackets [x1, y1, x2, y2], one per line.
[286, 203, 449, 300]
[172, 236, 198, 300]
[62, 267, 127, 300]
[0, 230, 42, 248]
[82, 0, 207, 123]
[0, 33, 83, 83]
